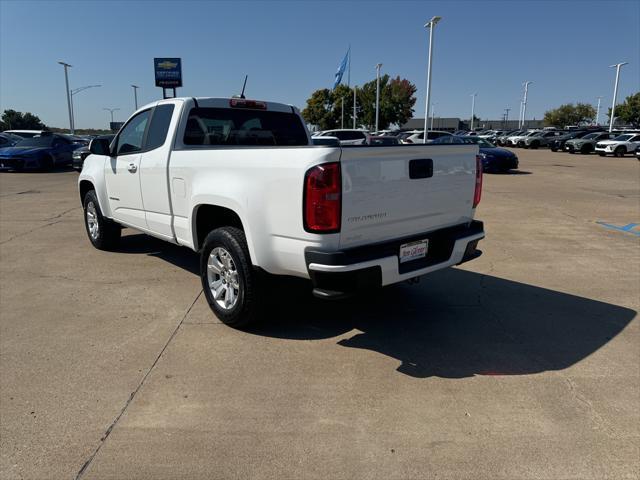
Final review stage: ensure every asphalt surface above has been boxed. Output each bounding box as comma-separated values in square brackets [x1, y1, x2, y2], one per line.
[1, 149, 638, 480]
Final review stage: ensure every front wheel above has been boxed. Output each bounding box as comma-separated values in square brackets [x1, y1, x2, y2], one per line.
[200, 227, 262, 328]
[83, 190, 121, 250]
[614, 146, 626, 157]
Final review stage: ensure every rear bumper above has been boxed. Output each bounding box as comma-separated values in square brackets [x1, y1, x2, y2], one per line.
[305, 221, 484, 298]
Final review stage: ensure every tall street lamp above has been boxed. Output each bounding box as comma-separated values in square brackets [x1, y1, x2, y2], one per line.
[609, 62, 628, 132]
[70, 85, 101, 132]
[103, 108, 120, 124]
[131, 84, 139, 110]
[375, 63, 382, 133]
[595, 96, 603, 125]
[470, 93, 477, 131]
[58, 61, 73, 134]
[521, 81, 533, 128]
[423, 15, 442, 142]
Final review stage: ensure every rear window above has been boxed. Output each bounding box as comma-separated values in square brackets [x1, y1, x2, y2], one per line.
[183, 107, 308, 146]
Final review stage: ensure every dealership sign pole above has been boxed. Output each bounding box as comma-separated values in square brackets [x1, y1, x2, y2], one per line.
[58, 61, 74, 134]
[154, 58, 182, 99]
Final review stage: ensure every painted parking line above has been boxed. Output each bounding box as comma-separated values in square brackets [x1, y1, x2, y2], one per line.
[596, 222, 640, 237]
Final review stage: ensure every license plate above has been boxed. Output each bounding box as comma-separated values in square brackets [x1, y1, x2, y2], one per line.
[399, 239, 429, 263]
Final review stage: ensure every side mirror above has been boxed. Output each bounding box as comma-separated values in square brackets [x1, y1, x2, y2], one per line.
[89, 138, 112, 156]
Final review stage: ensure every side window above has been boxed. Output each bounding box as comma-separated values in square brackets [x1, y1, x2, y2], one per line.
[116, 110, 151, 155]
[145, 104, 175, 150]
[334, 132, 349, 140]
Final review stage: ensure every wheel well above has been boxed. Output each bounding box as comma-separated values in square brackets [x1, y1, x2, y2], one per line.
[194, 204, 244, 250]
[79, 180, 94, 204]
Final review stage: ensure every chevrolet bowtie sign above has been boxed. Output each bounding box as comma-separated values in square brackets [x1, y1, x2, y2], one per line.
[154, 58, 182, 88]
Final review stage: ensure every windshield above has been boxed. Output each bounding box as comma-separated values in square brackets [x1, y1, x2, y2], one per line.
[465, 137, 495, 148]
[613, 134, 633, 141]
[582, 133, 599, 139]
[15, 136, 55, 147]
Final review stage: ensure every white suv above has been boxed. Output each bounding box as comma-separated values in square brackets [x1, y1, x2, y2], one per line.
[595, 133, 640, 157]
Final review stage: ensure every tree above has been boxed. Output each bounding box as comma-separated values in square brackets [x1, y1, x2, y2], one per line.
[543, 103, 596, 128]
[607, 92, 640, 126]
[301, 75, 417, 131]
[0, 109, 47, 131]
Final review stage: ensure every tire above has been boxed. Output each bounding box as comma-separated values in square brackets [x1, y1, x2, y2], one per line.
[580, 145, 592, 154]
[39, 154, 54, 172]
[614, 146, 626, 157]
[530, 141, 539, 149]
[83, 190, 121, 250]
[550, 147, 557, 152]
[200, 227, 261, 328]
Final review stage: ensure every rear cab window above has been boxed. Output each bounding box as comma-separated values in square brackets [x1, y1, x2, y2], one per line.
[183, 107, 308, 146]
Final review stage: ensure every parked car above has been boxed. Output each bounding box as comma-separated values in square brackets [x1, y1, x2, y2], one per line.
[2, 129, 49, 138]
[595, 133, 640, 157]
[508, 130, 540, 147]
[0, 132, 23, 147]
[495, 130, 522, 146]
[79, 97, 484, 327]
[403, 130, 451, 144]
[635, 145, 640, 160]
[549, 130, 594, 151]
[522, 130, 565, 149]
[0, 133, 80, 170]
[313, 129, 370, 145]
[432, 135, 518, 173]
[72, 134, 115, 171]
[369, 136, 400, 145]
[565, 132, 618, 154]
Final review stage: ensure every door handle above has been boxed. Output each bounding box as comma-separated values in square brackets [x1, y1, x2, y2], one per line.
[127, 163, 137, 173]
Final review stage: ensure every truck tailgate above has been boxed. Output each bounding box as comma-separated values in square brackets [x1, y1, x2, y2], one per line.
[339, 144, 478, 248]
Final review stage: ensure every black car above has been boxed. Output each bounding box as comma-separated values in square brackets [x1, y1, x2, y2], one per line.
[431, 135, 518, 173]
[73, 134, 114, 171]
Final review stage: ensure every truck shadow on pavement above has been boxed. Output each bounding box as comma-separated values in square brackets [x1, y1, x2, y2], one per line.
[119, 233, 636, 379]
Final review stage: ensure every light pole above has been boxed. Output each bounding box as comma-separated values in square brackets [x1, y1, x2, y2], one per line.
[103, 108, 120, 124]
[131, 84, 139, 110]
[595, 96, 603, 125]
[430, 103, 436, 130]
[70, 85, 101, 132]
[375, 63, 382, 133]
[353, 86, 357, 129]
[470, 93, 477, 131]
[504, 108, 511, 129]
[58, 61, 73, 134]
[609, 62, 628, 132]
[341, 97, 344, 129]
[423, 15, 442, 142]
[521, 81, 532, 128]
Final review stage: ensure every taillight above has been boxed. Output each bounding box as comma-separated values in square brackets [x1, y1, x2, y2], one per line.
[473, 155, 483, 208]
[304, 162, 341, 233]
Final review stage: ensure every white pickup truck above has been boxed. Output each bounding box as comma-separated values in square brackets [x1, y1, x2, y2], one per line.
[79, 97, 484, 327]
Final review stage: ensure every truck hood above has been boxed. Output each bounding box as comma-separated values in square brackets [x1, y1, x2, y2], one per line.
[0, 146, 50, 157]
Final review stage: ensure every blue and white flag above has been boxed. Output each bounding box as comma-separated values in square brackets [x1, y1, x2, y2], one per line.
[333, 48, 350, 89]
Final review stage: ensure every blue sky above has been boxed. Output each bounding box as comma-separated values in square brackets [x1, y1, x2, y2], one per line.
[1, 0, 638, 129]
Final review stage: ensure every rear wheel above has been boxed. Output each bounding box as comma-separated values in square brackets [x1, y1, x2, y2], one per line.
[530, 141, 539, 149]
[83, 190, 121, 250]
[580, 144, 592, 154]
[39, 154, 54, 171]
[200, 227, 262, 328]
[614, 146, 626, 157]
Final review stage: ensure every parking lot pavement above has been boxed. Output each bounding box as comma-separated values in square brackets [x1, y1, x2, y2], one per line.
[0, 150, 638, 480]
